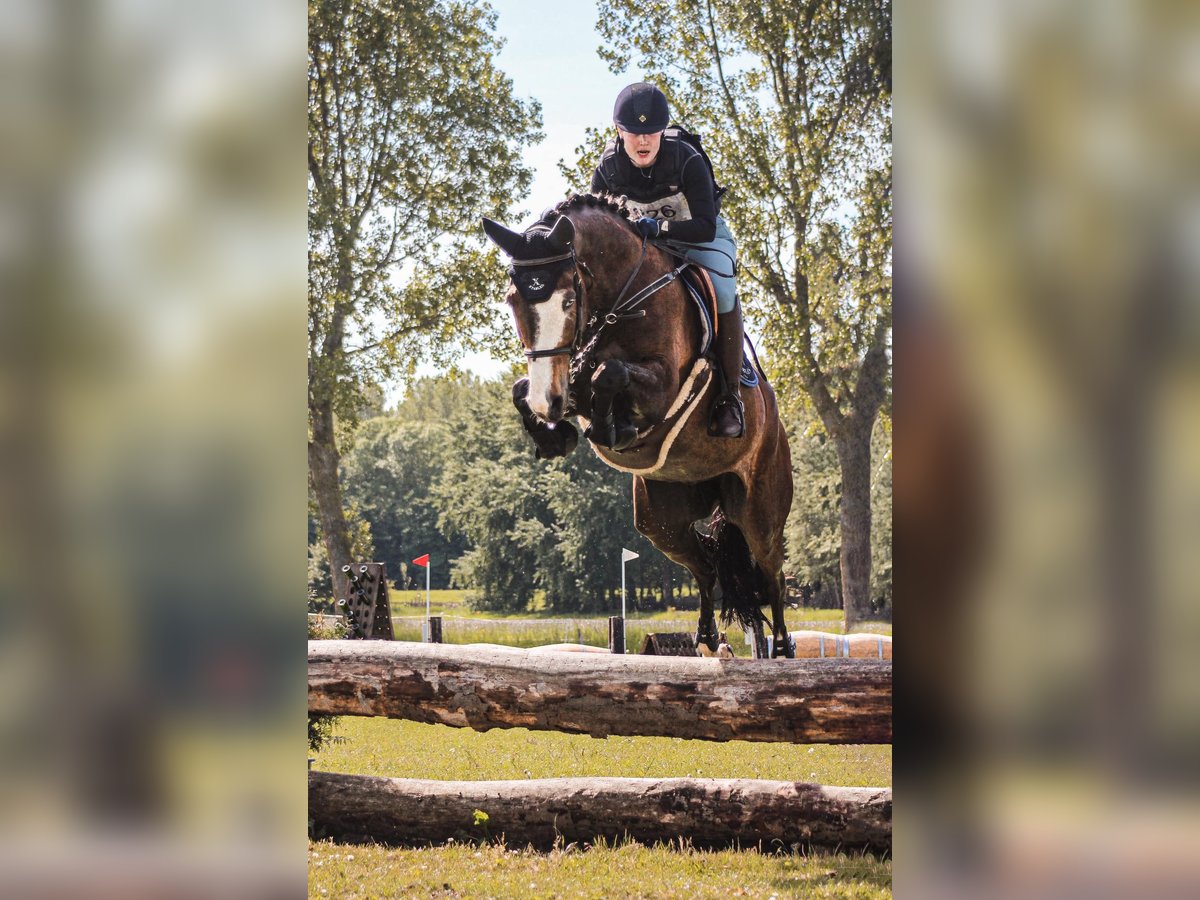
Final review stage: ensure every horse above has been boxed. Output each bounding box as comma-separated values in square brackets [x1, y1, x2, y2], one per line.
[482, 193, 795, 657]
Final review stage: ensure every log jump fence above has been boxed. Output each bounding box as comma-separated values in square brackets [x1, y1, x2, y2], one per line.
[309, 640, 892, 852]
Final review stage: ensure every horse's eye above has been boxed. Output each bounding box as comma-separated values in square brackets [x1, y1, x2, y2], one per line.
[562, 294, 575, 311]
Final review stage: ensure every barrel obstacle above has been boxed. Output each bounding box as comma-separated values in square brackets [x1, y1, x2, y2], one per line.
[309, 640, 892, 852]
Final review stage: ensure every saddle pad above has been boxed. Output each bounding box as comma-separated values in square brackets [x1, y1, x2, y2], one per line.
[680, 269, 759, 387]
[680, 272, 715, 357]
[739, 353, 759, 387]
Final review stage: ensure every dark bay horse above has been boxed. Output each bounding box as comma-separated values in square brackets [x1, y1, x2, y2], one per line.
[483, 194, 795, 657]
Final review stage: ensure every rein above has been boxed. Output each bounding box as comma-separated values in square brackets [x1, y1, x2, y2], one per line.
[507, 221, 697, 426]
[568, 235, 690, 384]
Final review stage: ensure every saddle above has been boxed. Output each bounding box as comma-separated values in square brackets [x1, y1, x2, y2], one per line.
[680, 266, 759, 387]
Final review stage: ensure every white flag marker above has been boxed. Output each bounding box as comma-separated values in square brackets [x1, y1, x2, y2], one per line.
[620, 548, 639, 650]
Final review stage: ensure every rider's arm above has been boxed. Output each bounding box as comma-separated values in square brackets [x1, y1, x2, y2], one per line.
[659, 153, 716, 244]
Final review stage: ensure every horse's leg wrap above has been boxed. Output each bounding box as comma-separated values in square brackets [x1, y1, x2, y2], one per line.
[513, 377, 578, 459]
[695, 609, 720, 653]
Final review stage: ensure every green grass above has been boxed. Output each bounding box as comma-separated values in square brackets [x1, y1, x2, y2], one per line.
[308, 839, 891, 898]
[383, 587, 890, 656]
[312, 718, 891, 786]
[388, 613, 889, 657]
[311, 590, 892, 896]
[310, 720, 891, 897]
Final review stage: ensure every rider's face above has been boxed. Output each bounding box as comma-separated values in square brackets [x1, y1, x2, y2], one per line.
[618, 128, 663, 168]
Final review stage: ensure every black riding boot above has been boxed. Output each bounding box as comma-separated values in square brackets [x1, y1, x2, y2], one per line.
[709, 304, 745, 438]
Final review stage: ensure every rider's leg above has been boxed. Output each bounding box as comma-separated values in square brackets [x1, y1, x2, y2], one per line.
[679, 218, 743, 438]
[710, 299, 745, 438]
[686, 222, 739, 441]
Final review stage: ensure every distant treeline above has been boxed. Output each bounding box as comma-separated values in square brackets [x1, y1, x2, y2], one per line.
[308, 371, 891, 617]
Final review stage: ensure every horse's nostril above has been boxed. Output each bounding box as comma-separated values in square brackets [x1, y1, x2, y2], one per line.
[547, 396, 564, 421]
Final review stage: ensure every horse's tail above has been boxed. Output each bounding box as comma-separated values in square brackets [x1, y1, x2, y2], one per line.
[694, 509, 769, 631]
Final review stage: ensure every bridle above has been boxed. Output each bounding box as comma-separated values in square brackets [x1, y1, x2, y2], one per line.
[507, 219, 693, 419]
[508, 248, 592, 361]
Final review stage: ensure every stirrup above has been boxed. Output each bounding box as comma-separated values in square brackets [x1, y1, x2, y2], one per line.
[708, 392, 744, 438]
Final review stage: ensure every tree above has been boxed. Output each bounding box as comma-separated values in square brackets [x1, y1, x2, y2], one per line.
[308, 0, 542, 601]
[539, 445, 655, 615]
[590, 0, 891, 624]
[340, 417, 468, 589]
[431, 379, 551, 611]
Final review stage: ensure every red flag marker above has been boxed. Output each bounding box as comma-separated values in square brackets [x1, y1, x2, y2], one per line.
[412, 553, 432, 634]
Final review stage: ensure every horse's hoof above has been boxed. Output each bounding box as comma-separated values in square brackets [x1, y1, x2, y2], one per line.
[771, 636, 796, 659]
[694, 631, 719, 653]
[611, 423, 638, 451]
[512, 377, 531, 407]
[539, 421, 578, 458]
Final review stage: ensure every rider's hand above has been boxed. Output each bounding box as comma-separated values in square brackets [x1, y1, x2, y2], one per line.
[635, 216, 661, 238]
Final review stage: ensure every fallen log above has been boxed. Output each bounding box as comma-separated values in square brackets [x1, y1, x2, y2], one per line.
[308, 640, 891, 743]
[309, 771, 892, 853]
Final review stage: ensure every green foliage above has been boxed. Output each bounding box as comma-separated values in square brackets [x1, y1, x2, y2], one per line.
[329, 370, 894, 617]
[307, 499, 376, 600]
[538, 445, 659, 614]
[428, 380, 548, 611]
[308, 0, 543, 418]
[869, 416, 892, 615]
[784, 418, 843, 602]
[340, 417, 469, 588]
[335, 374, 671, 613]
[307, 0, 542, 597]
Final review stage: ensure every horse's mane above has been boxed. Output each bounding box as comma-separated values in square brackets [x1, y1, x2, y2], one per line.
[543, 192, 634, 229]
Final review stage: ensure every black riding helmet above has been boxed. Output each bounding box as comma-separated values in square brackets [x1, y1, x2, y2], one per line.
[613, 82, 669, 134]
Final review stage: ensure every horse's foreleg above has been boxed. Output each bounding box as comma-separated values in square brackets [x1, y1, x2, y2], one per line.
[587, 361, 636, 450]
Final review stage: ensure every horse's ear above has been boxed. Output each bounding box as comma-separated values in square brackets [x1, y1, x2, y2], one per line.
[546, 215, 575, 251]
[482, 217, 525, 257]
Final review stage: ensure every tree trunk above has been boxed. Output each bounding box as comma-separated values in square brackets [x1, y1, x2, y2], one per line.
[309, 395, 353, 603]
[309, 772, 892, 852]
[308, 640, 892, 743]
[836, 423, 874, 627]
[661, 563, 674, 608]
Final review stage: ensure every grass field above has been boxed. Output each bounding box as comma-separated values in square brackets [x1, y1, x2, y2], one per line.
[310, 720, 891, 897]
[310, 590, 892, 896]
[384, 588, 891, 658]
[308, 840, 891, 898]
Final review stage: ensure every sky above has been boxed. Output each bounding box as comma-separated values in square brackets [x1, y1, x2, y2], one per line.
[408, 0, 640, 388]
[488, 0, 634, 223]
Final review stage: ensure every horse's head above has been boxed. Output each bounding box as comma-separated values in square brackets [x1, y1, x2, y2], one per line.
[482, 213, 582, 422]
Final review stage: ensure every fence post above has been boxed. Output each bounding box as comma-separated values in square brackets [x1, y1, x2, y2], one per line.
[608, 616, 625, 654]
[427, 616, 442, 644]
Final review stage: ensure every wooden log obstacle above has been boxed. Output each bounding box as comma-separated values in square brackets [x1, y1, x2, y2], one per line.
[310, 772, 892, 853]
[308, 640, 892, 744]
[308, 640, 892, 852]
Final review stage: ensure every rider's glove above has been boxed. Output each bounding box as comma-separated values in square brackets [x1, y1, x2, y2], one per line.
[635, 216, 661, 238]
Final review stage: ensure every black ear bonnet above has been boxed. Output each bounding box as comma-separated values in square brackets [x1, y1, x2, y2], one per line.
[482, 215, 577, 303]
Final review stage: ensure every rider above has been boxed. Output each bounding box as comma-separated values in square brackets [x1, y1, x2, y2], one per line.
[590, 82, 744, 438]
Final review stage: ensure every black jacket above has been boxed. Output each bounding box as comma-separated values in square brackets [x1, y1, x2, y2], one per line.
[590, 133, 718, 244]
